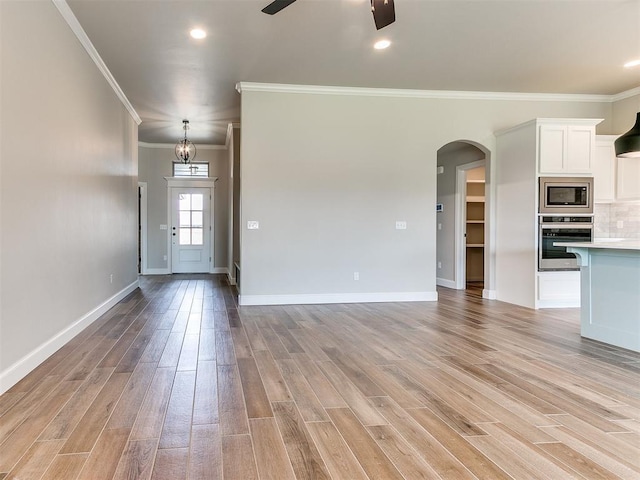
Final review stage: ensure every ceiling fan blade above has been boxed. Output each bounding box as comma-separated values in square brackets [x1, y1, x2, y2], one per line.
[262, 0, 298, 15]
[371, 0, 395, 30]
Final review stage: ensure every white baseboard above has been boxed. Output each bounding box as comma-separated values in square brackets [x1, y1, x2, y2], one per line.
[0, 280, 139, 395]
[536, 298, 580, 309]
[227, 273, 237, 286]
[238, 291, 438, 306]
[436, 277, 457, 289]
[143, 267, 228, 276]
[482, 289, 497, 299]
[143, 268, 170, 275]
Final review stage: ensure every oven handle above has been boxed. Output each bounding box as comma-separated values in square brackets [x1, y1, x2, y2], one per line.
[539, 223, 594, 228]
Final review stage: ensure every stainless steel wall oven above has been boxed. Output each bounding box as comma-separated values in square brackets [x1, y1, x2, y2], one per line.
[538, 216, 593, 271]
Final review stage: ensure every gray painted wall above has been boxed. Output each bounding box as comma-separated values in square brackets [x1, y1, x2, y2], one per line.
[1, 1, 138, 387]
[239, 87, 627, 302]
[138, 145, 229, 271]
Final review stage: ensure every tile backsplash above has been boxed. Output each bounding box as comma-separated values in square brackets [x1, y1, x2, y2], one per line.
[594, 202, 640, 239]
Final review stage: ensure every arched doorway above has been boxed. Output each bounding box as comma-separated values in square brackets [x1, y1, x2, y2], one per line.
[436, 140, 492, 296]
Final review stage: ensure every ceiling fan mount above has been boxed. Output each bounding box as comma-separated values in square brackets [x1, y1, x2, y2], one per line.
[262, 0, 396, 30]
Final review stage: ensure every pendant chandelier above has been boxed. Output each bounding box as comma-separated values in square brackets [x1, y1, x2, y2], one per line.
[614, 112, 640, 158]
[175, 120, 196, 164]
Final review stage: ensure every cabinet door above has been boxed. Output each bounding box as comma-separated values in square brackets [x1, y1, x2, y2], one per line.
[539, 125, 566, 173]
[566, 126, 594, 173]
[617, 157, 640, 200]
[593, 138, 616, 203]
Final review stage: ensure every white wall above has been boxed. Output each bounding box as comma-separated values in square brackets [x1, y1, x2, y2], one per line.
[238, 85, 616, 305]
[0, 1, 139, 393]
[138, 145, 229, 273]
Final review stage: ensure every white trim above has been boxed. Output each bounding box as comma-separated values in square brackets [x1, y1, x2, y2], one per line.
[225, 123, 240, 149]
[436, 278, 457, 289]
[138, 182, 148, 275]
[0, 280, 139, 395]
[236, 82, 618, 103]
[164, 177, 218, 188]
[138, 141, 226, 150]
[143, 268, 171, 275]
[238, 291, 438, 306]
[482, 289, 497, 300]
[611, 86, 640, 102]
[165, 177, 218, 274]
[211, 267, 229, 275]
[51, 1, 141, 125]
[496, 118, 603, 137]
[455, 160, 486, 290]
[536, 299, 580, 309]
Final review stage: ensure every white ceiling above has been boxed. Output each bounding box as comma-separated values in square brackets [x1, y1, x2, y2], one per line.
[66, 0, 640, 145]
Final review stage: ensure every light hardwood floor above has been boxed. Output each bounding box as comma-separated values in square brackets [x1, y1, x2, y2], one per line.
[1, 274, 639, 479]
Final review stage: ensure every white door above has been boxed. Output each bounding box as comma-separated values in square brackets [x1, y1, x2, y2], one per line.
[171, 187, 211, 273]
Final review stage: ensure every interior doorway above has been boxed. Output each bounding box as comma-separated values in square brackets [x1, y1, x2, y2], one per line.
[458, 163, 486, 292]
[436, 141, 490, 296]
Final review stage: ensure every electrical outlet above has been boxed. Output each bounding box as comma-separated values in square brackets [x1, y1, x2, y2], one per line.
[247, 221, 259, 230]
[438, 261, 442, 269]
[353, 272, 359, 281]
[617, 220, 624, 229]
[163, 255, 167, 261]
[438, 223, 442, 230]
[110, 274, 113, 284]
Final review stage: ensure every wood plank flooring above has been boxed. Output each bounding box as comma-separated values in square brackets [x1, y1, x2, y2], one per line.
[1, 274, 639, 479]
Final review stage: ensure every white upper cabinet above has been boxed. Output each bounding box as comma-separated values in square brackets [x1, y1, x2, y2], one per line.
[593, 136, 617, 203]
[617, 156, 640, 201]
[593, 135, 640, 202]
[538, 120, 599, 175]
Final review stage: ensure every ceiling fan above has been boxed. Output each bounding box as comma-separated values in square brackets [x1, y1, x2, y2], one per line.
[262, 0, 396, 30]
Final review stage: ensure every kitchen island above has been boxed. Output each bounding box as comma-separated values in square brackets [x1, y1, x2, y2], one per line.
[558, 239, 640, 352]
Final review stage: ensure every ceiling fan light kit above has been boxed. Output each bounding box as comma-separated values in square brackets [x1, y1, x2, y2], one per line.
[614, 112, 640, 158]
[262, 0, 396, 30]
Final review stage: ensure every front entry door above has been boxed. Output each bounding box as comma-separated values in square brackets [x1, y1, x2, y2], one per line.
[171, 187, 211, 273]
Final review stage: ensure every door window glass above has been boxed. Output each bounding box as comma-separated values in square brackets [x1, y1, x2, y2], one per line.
[178, 193, 204, 245]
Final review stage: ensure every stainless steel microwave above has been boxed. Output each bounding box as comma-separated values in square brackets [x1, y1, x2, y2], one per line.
[538, 177, 593, 214]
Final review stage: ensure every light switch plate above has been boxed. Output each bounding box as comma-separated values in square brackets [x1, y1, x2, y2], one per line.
[160, 224, 168, 230]
[396, 221, 407, 230]
[247, 221, 259, 230]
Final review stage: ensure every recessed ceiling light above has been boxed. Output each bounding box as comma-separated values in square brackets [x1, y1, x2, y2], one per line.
[624, 59, 640, 68]
[190, 28, 207, 39]
[374, 39, 391, 50]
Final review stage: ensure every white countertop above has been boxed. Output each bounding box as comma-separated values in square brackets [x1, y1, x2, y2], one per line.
[556, 239, 640, 251]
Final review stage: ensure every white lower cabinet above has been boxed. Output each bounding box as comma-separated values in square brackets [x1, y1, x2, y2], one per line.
[536, 271, 580, 308]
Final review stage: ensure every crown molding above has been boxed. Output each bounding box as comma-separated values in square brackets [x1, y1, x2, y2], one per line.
[138, 141, 226, 150]
[236, 82, 640, 103]
[52, 0, 142, 125]
[225, 122, 240, 149]
[611, 86, 640, 102]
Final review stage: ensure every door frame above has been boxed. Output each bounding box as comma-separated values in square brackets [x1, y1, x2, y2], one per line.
[138, 182, 148, 274]
[454, 160, 485, 290]
[165, 176, 218, 274]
